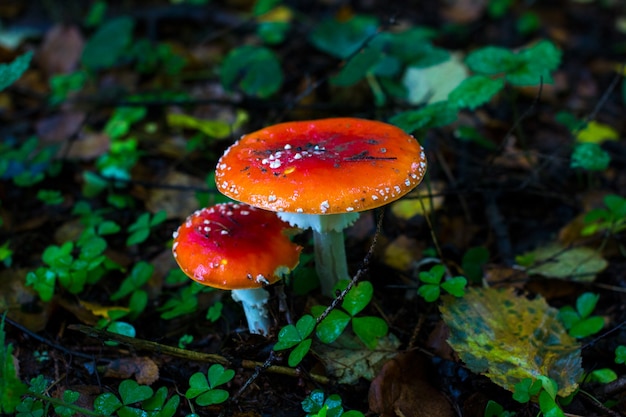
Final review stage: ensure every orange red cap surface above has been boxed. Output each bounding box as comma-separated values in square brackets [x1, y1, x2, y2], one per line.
[172, 203, 301, 290]
[215, 118, 427, 215]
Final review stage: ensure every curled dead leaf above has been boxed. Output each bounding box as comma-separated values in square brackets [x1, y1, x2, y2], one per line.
[102, 356, 160, 385]
[369, 351, 454, 417]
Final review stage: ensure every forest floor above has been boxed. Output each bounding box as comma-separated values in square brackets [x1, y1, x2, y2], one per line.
[1, 0, 626, 416]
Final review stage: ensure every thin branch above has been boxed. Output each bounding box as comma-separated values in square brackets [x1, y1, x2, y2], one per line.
[68, 324, 329, 384]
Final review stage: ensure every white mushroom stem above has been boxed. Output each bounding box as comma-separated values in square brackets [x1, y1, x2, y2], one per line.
[278, 212, 359, 297]
[313, 229, 349, 297]
[231, 287, 271, 335]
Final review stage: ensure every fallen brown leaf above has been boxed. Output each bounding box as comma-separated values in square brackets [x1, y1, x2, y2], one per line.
[102, 356, 160, 385]
[369, 351, 454, 417]
[36, 24, 84, 74]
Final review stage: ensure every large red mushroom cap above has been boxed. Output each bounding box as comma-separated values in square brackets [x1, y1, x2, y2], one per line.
[215, 118, 427, 215]
[172, 203, 301, 290]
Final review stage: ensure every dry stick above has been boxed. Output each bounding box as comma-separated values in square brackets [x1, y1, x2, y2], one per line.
[67, 324, 329, 385]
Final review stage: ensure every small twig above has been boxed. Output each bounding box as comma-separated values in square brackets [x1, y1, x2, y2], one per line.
[68, 324, 329, 384]
[5, 316, 95, 360]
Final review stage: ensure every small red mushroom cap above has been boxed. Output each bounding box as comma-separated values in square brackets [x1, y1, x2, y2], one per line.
[215, 118, 427, 215]
[172, 203, 301, 290]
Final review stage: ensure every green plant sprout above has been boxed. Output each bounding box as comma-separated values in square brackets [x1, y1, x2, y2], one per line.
[26, 232, 111, 301]
[126, 211, 167, 246]
[185, 364, 235, 406]
[37, 189, 64, 205]
[273, 314, 316, 367]
[483, 400, 515, 417]
[0, 314, 28, 414]
[513, 376, 567, 417]
[301, 389, 364, 417]
[205, 301, 223, 323]
[417, 264, 467, 302]
[0, 241, 13, 267]
[571, 142, 611, 171]
[587, 368, 617, 384]
[558, 292, 604, 338]
[17, 375, 180, 417]
[311, 280, 388, 349]
[392, 40, 561, 135]
[0, 136, 57, 187]
[110, 261, 154, 319]
[178, 334, 193, 349]
[220, 45, 284, 98]
[582, 194, 626, 237]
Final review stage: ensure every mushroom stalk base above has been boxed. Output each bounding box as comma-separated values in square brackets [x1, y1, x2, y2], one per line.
[231, 287, 271, 335]
[313, 229, 349, 297]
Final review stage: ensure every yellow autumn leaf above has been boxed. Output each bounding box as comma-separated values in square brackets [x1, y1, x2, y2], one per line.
[440, 287, 583, 397]
[390, 182, 444, 219]
[166, 109, 248, 139]
[257, 5, 293, 23]
[575, 120, 619, 144]
[79, 300, 129, 319]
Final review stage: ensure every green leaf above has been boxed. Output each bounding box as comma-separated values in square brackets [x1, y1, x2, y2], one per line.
[94, 392, 123, 415]
[538, 390, 565, 417]
[196, 389, 229, 406]
[576, 292, 599, 319]
[352, 316, 388, 349]
[186, 372, 210, 399]
[557, 306, 580, 330]
[466, 46, 516, 75]
[111, 261, 154, 301]
[512, 378, 542, 403]
[569, 316, 604, 338]
[461, 246, 490, 283]
[389, 101, 458, 133]
[107, 322, 136, 341]
[0, 50, 33, 92]
[288, 338, 312, 367]
[118, 379, 153, 405]
[275, 325, 304, 350]
[316, 310, 351, 344]
[448, 75, 504, 109]
[571, 142, 611, 171]
[440, 287, 583, 397]
[419, 264, 444, 284]
[302, 389, 325, 414]
[342, 280, 373, 316]
[26, 268, 56, 302]
[309, 15, 378, 59]
[507, 40, 561, 86]
[0, 315, 28, 414]
[587, 368, 617, 384]
[331, 47, 383, 86]
[207, 364, 235, 388]
[417, 284, 440, 302]
[441, 276, 467, 297]
[220, 45, 283, 98]
[275, 315, 315, 350]
[82, 17, 135, 70]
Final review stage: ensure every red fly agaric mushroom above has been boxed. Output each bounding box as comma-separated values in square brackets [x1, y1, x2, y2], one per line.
[172, 202, 301, 335]
[215, 118, 426, 297]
